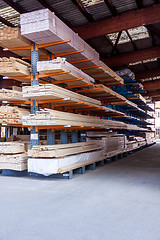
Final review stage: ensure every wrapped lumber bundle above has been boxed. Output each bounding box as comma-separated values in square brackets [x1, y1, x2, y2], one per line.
[0, 142, 28, 171]
[0, 106, 29, 125]
[20, 9, 100, 67]
[22, 83, 101, 107]
[0, 88, 24, 101]
[0, 27, 47, 57]
[0, 57, 30, 81]
[86, 132, 125, 156]
[37, 58, 94, 85]
[27, 142, 104, 176]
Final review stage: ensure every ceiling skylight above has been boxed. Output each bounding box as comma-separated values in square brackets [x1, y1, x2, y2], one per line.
[107, 26, 149, 45]
[0, 6, 20, 27]
[81, 0, 104, 7]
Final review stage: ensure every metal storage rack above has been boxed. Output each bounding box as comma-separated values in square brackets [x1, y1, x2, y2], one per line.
[0, 35, 155, 178]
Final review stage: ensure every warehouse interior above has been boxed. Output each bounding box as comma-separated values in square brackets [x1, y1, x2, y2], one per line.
[0, 0, 160, 239]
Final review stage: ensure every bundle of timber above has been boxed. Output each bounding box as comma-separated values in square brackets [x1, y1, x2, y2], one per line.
[22, 108, 103, 127]
[86, 132, 125, 156]
[0, 142, 28, 171]
[0, 57, 30, 81]
[0, 106, 29, 125]
[127, 136, 146, 147]
[138, 132, 155, 145]
[20, 9, 100, 67]
[22, 108, 127, 129]
[0, 88, 24, 102]
[22, 82, 100, 106]
[125, 137, 139, 151]
[82, 61, 124, 86]
[28, 142, 104, 176]
[37, 58, 94, 85]
[80, 84, 127, 105]
[28, 141, 100, 158]
[0, 27, 47, 57]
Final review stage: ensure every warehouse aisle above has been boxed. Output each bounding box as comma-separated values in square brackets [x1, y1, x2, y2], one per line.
[0, 143, 160, 240]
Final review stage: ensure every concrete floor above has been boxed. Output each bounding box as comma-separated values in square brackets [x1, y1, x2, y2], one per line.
[0, 144, 160, 240]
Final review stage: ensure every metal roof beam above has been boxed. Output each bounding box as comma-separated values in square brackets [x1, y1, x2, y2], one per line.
[135, 0, 144, 9]
[111, 31, 122, 56]
[103, 46, 160, 67]
[71, 0, 95, 22]
[36, 0, 71, 26]
[2, 0, 25, 14]
[143, 80, 160, 90]
[0, 16, 15, 27]
[136, 68, 160, 80]
[73, 4, 160, 40]
[104, 0, 118, 16]
[143, 90, 160, 97]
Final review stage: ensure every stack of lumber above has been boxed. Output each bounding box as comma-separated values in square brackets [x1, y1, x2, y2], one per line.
[0, 142, 28, 171]
[37, 58, 94, 85]
[82, 61, 124, 86]
[0, 27, 47, 57]
[125, 138, 139, 151]
[22, 108, 104, 127]
[22, 83, 100, 106]
[77, 84, 136, 107]
[22, 83, 125, 117]
[27, 142, 104, 175]
[128, 93, 147, 104]
[138, 132, 155, 145]
[0, 88, 24, 101]
[0, 106, 29, 125]
[28, 141, 100, 158]
[78, 84, 142, 113]
[127, 136, 146, 148]
[0, 57, 30, 81]
[20, 9, 100, 67]
[86, 131, 125, 156]
[22, 108, 127, 129]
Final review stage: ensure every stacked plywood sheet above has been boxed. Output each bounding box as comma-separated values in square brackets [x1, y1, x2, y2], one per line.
[0, 106, 29, 125]
[86, 132, 125, 156]
[27, 142, 104, 175]
[0, 142, 28, 171]
[22, 108, 127, 129]
[37, 58, 94, 85]
[0, 27, 47, 57]
[20, 9, 100, 67]
[0, 57, 30, 81]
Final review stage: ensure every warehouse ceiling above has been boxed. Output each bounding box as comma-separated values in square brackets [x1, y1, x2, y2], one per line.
[0, 0, 160, 101]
